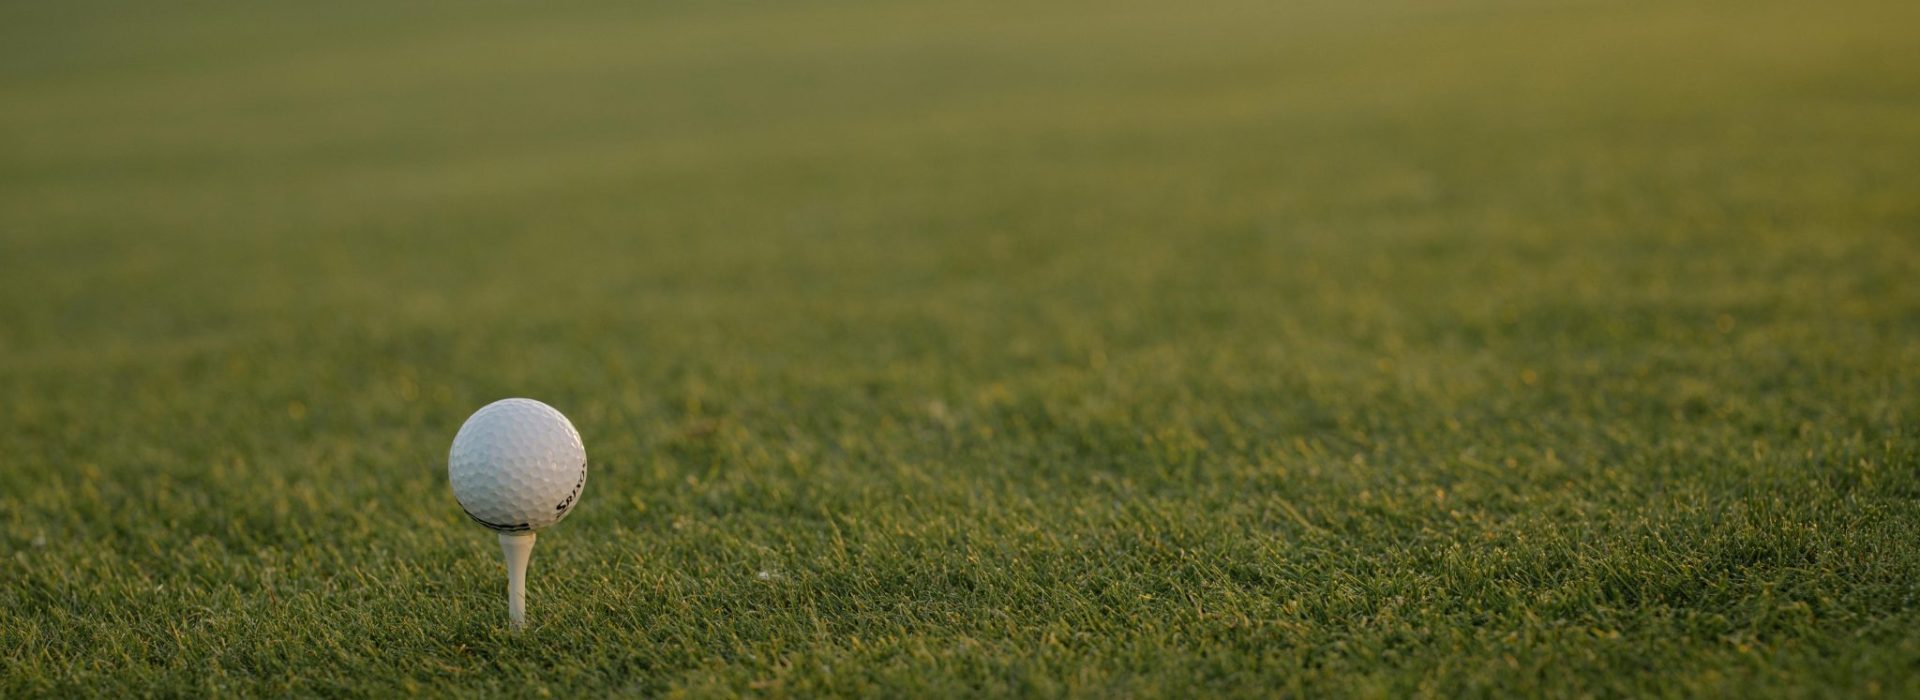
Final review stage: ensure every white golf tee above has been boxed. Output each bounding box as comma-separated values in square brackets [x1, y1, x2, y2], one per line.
[499, 532, 536, 630]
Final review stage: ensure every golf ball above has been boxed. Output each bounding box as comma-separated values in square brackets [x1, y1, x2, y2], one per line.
[448, 398, 588, 533]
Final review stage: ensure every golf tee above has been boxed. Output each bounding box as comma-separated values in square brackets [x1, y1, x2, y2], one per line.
[499, 532, 536, 631]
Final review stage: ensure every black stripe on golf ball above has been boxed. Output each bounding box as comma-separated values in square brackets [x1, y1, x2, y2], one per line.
[462, 506, 533, 533]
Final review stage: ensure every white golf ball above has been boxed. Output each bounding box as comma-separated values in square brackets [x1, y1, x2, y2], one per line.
[448, 398, 588, 533]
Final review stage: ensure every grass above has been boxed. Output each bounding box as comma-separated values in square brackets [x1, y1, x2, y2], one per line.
[3, 0, 1919, 695]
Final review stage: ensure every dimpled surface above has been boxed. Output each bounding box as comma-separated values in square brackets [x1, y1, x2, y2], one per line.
[448, 398, 587, 532]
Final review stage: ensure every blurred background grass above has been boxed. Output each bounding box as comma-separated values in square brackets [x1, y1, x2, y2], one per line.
[3, 0, 1918, 695]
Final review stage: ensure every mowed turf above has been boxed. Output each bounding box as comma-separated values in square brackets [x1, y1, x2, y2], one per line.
[3, 0, 1918, 695]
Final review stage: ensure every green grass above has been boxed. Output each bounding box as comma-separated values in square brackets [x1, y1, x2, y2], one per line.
[4, 0, 1919, 695]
